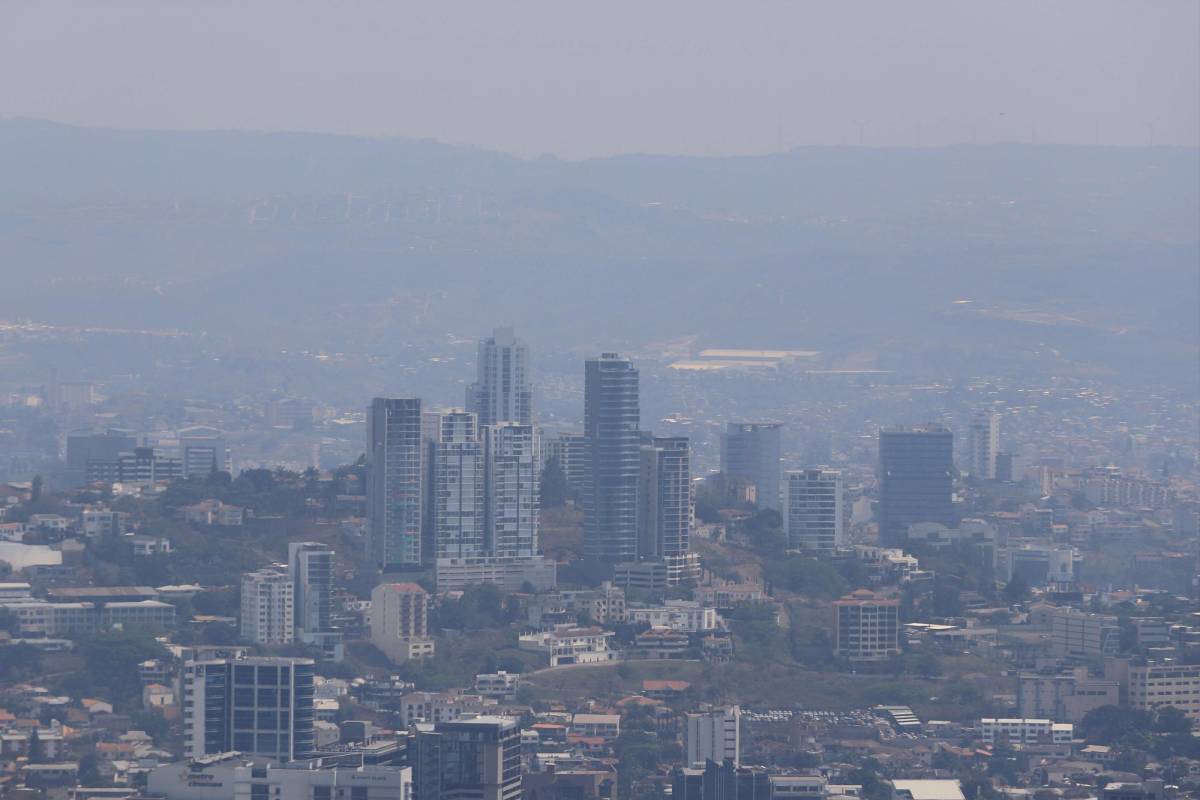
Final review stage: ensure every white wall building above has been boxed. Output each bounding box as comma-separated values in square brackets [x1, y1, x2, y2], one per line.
[627, 600, 718, 632]
[519, 626, 616, 667]
[485, 422, 541, 559]
[977, 718, 1073, 744]
[784, 469, 845, 554]
[436, 411, 487, 559]
[686, 706, 741, 767]
[475, 671, 521, 701]
[240, 570, 294, 646]
[1128, 664, 1200, 719]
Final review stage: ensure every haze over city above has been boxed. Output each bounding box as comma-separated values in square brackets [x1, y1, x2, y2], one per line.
[0, 3, 1197, 800]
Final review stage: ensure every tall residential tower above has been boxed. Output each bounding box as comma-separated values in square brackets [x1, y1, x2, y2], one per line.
[784, 468, 845, 555]
[969, 411, 1001, 480]
[368, 398, 424, 568]
[583, 354, 641, 562]
[467, 327, 532, 427]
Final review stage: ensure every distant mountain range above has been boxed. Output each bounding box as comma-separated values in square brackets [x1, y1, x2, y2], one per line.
[0, 118, 1196, 387]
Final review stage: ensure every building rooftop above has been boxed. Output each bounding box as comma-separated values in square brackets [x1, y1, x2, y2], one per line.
[47, 586, 159, 601]
[892, 780, 965, 800]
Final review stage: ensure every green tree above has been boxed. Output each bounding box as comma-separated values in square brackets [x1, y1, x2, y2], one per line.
[78, 752, 105, 787]
[539, 457, 570, 508]
[1001, 575, 1030, 604]
[30, 474, 44, 504]
[1079, 705, 1153, 744]
[1155, 706, 1193, 736]
[763, 557, 849, 599]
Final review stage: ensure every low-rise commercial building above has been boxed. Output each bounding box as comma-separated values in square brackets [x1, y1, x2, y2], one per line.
[147, 752, 412, 800]
[977, 718, 1073, 744]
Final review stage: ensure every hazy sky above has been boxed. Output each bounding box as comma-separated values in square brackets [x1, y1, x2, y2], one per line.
[2, 0, 1197, 159]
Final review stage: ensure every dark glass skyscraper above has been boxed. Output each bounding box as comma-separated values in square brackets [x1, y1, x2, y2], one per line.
[413, 716, 522, 800]
[368, 398, 424, 568]
[583, 353, 640, 562]
[720, 423, 783, 511]
[878, 424, 955, 545]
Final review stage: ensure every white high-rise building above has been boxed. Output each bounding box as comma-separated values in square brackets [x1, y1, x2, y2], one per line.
[467, 327, 532, 427]
[485, 422, 540, 559]
[784, 469, 845, 554]
[969, 411, 1001, 480]
[288, 541, 342, 661]
[686, 706, 741, 767]
[435, 411, 487, 559]
[240, 570, 294, 646]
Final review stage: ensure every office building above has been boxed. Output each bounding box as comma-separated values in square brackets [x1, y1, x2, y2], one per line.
[638, 436, 694, 578]
[1049, 608, 1119, 660]
[583, 354, 641, 562]
[1128, 664, 1200, 719]
[969, 411, 1001, 480]
[1017, 668, 1119, 723]
[5, 598, 175, 636]
[183, 656, 315, 761]
[977, 718, 1074, 744]
[179, 426, 231, 478]
[435, 411, 487, 559]
[832, 590, 901, 662]
[434, 555, 556, 593]
[368, 398, 425, 568]
[240, 570, 294, 646]
[371, 582, 435, 663]
[686, 706, 741, 767]
[414, 716, 522, 800]
[784, 469, 844, 554]
[148, 753, 412, 800]
[467, 327, 532, 428]
[672, 760, 770, 800]
[721, 423, 782, 512]
[60, 428, 137, 489]
[485, 422, 540, 558]
[89, 446, 184, 485]
[878, 425, 955, 546]
[288, 541, 342, 661]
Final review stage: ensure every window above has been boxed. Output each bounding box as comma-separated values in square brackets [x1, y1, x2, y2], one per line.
[258, 688, 278, 706]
